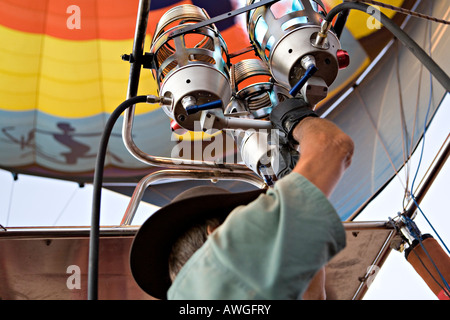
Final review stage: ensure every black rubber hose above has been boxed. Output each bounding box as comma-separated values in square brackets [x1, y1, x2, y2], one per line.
[325, 2, 450, 92]
[88, 95, 148, 300]
[333, 9, 350, 39]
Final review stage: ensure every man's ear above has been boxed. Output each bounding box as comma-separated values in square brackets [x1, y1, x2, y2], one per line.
[207, 225, 217, 235]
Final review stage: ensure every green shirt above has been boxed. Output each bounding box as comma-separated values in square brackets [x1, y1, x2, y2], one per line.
[168, 172, 346, 299]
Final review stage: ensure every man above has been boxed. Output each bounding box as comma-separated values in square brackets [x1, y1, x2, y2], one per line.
[130, 98, 354, 299]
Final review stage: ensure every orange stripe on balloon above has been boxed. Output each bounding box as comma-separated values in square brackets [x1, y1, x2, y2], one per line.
[0, 0, 145, 40]
[0, 0, 248, 43]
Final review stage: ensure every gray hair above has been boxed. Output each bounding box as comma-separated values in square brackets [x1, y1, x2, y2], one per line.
[168, 217, 223, 282]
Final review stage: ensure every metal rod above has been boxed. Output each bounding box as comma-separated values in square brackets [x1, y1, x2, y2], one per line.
[119, 169, 397, 227]
[342, 221, 395, 231]
[405, 133, 450, 218]
[218, 117, 273, 131]
[351, 230, 397, 300]
[168, 0, 280, 38]
[120, 169, 267, 226]
[125, 0, 151, 100]
[120, 1, 266, 174]
[122, 119, 253, 171]
[0, 220, 394, 240]
[347, 134, 450, 299]
[0, 226, 139, 240]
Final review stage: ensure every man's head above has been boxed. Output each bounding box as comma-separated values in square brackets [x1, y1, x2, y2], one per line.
[129, 185, 265, 299]
[168, 216, 223, 281]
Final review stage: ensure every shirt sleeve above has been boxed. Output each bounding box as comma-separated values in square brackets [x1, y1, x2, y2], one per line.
[168, 172, 346, 300]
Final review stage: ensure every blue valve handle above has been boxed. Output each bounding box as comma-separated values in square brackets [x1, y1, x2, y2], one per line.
[185, 99, 223, 115]
[289, 65, 318, 97]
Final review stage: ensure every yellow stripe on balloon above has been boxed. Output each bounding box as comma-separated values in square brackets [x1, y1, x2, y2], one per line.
[0, 26, 42, 111]
[325, 0, 404, 39]
[0, 25, 159, 118]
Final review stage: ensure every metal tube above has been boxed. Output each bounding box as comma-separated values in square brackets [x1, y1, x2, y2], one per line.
[122, 118, 253, 171]
[120, 171, 398, 228]
[120, 169, 267, 226]
[120, 1, 262, 174]
[168, 0, 280, 38]
[120, 2, 281, 170]
[351, 230, 397, 300]
[0, 220, 395, 239]
[405, 134, 450, 218]
[347, 135, 450, 299]
[221, 117, 273, 131]
[0, 226, 139, 240]
[125, 0, 151, 100]
[342, 221, 395, 231]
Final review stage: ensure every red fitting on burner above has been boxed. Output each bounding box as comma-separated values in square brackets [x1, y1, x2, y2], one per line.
[337, 49, 350, 69]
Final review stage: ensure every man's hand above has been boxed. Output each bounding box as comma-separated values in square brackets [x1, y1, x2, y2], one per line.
[269, 97, 319, 178]
[270, 97, 318, 146]
[269, 97, 354, 196]
[292, 117, 354, 198]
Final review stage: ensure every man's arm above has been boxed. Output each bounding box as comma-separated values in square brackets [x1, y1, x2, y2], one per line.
[291, 117, 354, 198]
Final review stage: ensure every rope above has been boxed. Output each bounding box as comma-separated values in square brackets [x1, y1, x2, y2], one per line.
[408, 2, 450, 256]
[348, 0, 450, 25]
[355, 82, 408, 193]
[53, 185, 79, 226]
[394, 43, 410, 200]
[336, 1, 450, 297]
[5, 174, 15, 227]
[403, 8, 430, 210]
[401, 3, 450, 297]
